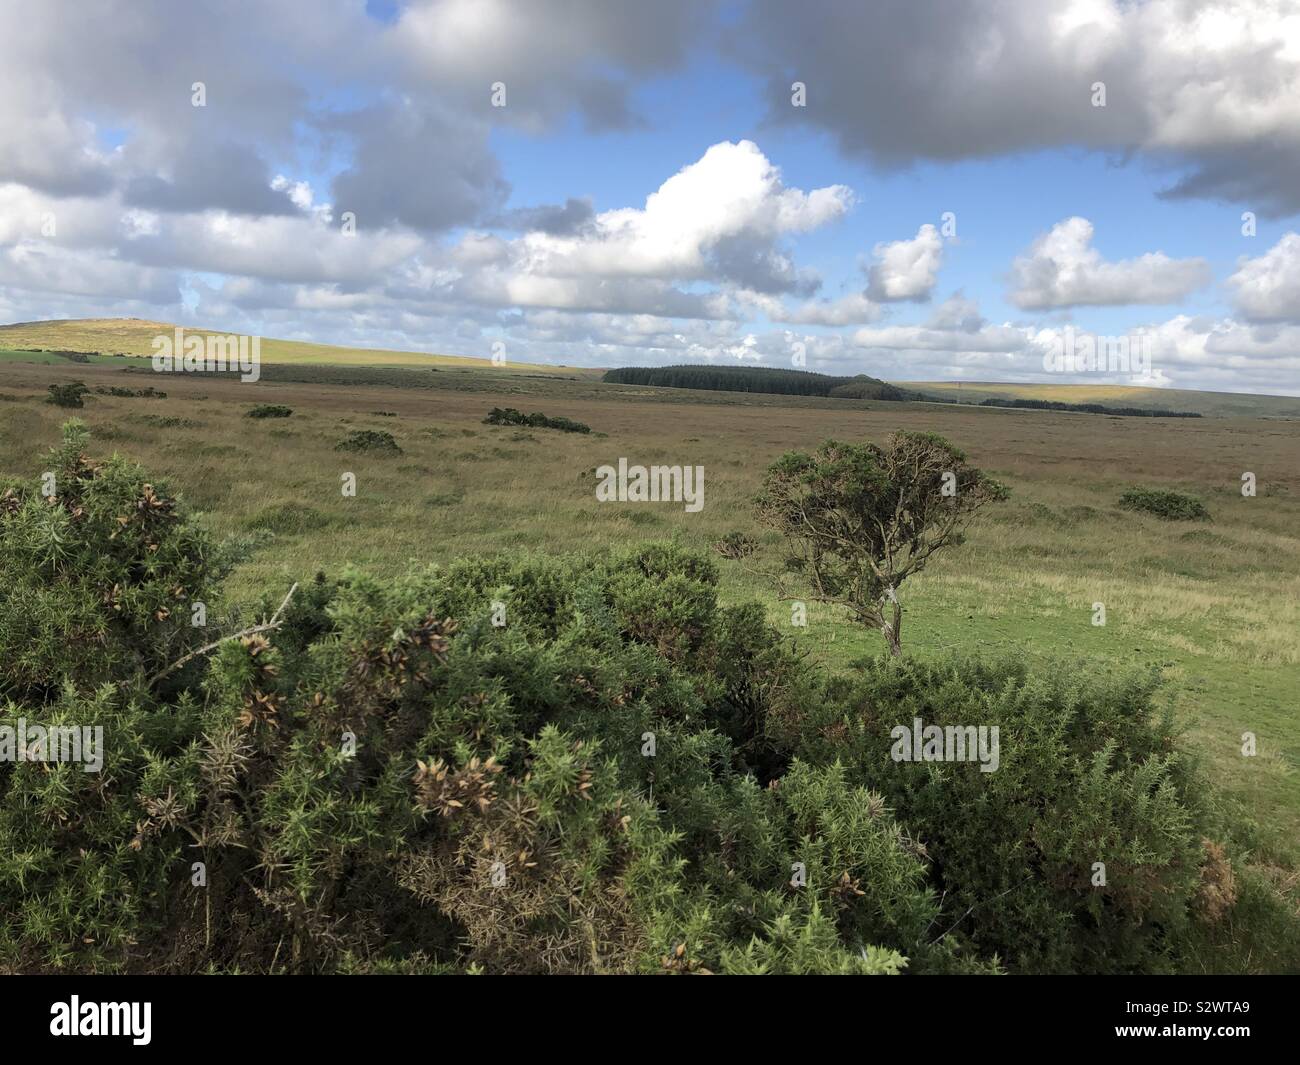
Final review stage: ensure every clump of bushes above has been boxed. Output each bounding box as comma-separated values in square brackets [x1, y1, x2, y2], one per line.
[484, 407, 591, 434]
[713, 530, 758, 559]
[138, 415, 196, 429]
[1, 425, 1295, 976]
[246, 404, 293, 419]
[45, 382, 90, 408]
[1118, 487, 1211, 521]
[95, 386, 166, 398]
[335, 429, 401, 453]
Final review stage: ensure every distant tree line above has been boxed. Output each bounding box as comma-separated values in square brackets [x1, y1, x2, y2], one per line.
[977, 397, 1201, 418]
[602, 364, 913, 401]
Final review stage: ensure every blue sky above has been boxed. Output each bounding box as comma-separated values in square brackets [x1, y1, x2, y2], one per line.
[2, 1, 1299, 395]
[490, 48, 1266, 336]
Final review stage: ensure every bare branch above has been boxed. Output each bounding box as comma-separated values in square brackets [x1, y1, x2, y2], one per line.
[147, 582, 299, 687]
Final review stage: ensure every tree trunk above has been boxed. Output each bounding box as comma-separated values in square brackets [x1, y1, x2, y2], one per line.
[883, 628, 902, 657]
[881, 601, 903, 657]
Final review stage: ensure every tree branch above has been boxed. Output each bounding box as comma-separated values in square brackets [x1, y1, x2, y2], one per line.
[147, 582, 299, 687]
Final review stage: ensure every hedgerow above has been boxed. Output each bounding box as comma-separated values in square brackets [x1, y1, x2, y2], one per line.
[0, 425, 1294, 974]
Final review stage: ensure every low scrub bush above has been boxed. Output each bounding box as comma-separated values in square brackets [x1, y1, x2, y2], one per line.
[46, 382, 89, 408]
[483, 407, 591, 434]
[246, 404, 293, 419]
[95, 386, 166, 398]
[1118, 487, 1211, 521]
[335, 429, 400, 453]
[713, 530, 758, 559]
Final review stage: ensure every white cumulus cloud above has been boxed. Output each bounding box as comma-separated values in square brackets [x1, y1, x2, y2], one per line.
[1009, 216, 1210, 309]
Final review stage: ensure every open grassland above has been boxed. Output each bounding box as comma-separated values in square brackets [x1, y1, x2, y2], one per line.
[2, 357, 1298, 881]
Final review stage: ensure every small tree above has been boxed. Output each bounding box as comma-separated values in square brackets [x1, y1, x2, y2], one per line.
[755, 432, 1007, 656]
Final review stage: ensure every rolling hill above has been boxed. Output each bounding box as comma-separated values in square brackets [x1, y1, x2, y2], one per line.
[0, 318, 596, 376]
[2, 319, 1296, 417]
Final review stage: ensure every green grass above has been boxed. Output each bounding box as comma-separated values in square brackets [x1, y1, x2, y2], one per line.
[0, 347, 118, 366]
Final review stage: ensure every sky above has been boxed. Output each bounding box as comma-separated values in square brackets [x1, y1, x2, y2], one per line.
[2, 0, 1300, 395]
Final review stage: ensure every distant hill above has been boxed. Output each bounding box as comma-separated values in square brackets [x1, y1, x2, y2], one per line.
[0, 318, 592, 376]
[905, 381, 1300, 419]
[603, 364, 918, 401]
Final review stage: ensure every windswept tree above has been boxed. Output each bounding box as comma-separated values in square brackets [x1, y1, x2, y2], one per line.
[756, 431, 1008, 656]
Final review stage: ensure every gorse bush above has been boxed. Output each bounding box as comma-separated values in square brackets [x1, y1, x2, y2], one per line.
[1118, 487, 1211, 521]
[483, 407, 591, 434]
[96, 386, 166, 399]
[335, 429, 400, 453]
[246, 404, 293, 419]
[788, 659, 1206, 973]
[46, 382, 90, 408]
[1, 427, 1294, 974]
[0, 422, 220, 700]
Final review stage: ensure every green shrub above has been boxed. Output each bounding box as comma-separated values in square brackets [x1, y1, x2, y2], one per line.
[483, 407, 591, 434]
[335, 429, 400, 453]
[0, 421, 220, 699]
[783, 656, 1209, 973]
[95, 386, 166, 398]
[246, 404, 293, 419]
[46, 382, 89, 408]
[1118, 488, 1211, 521]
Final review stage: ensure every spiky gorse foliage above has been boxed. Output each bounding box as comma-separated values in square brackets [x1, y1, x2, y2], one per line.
[2, 427, 1295, 975]
[0, 421, 219, 700]
[756, 431, 1008, 655]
